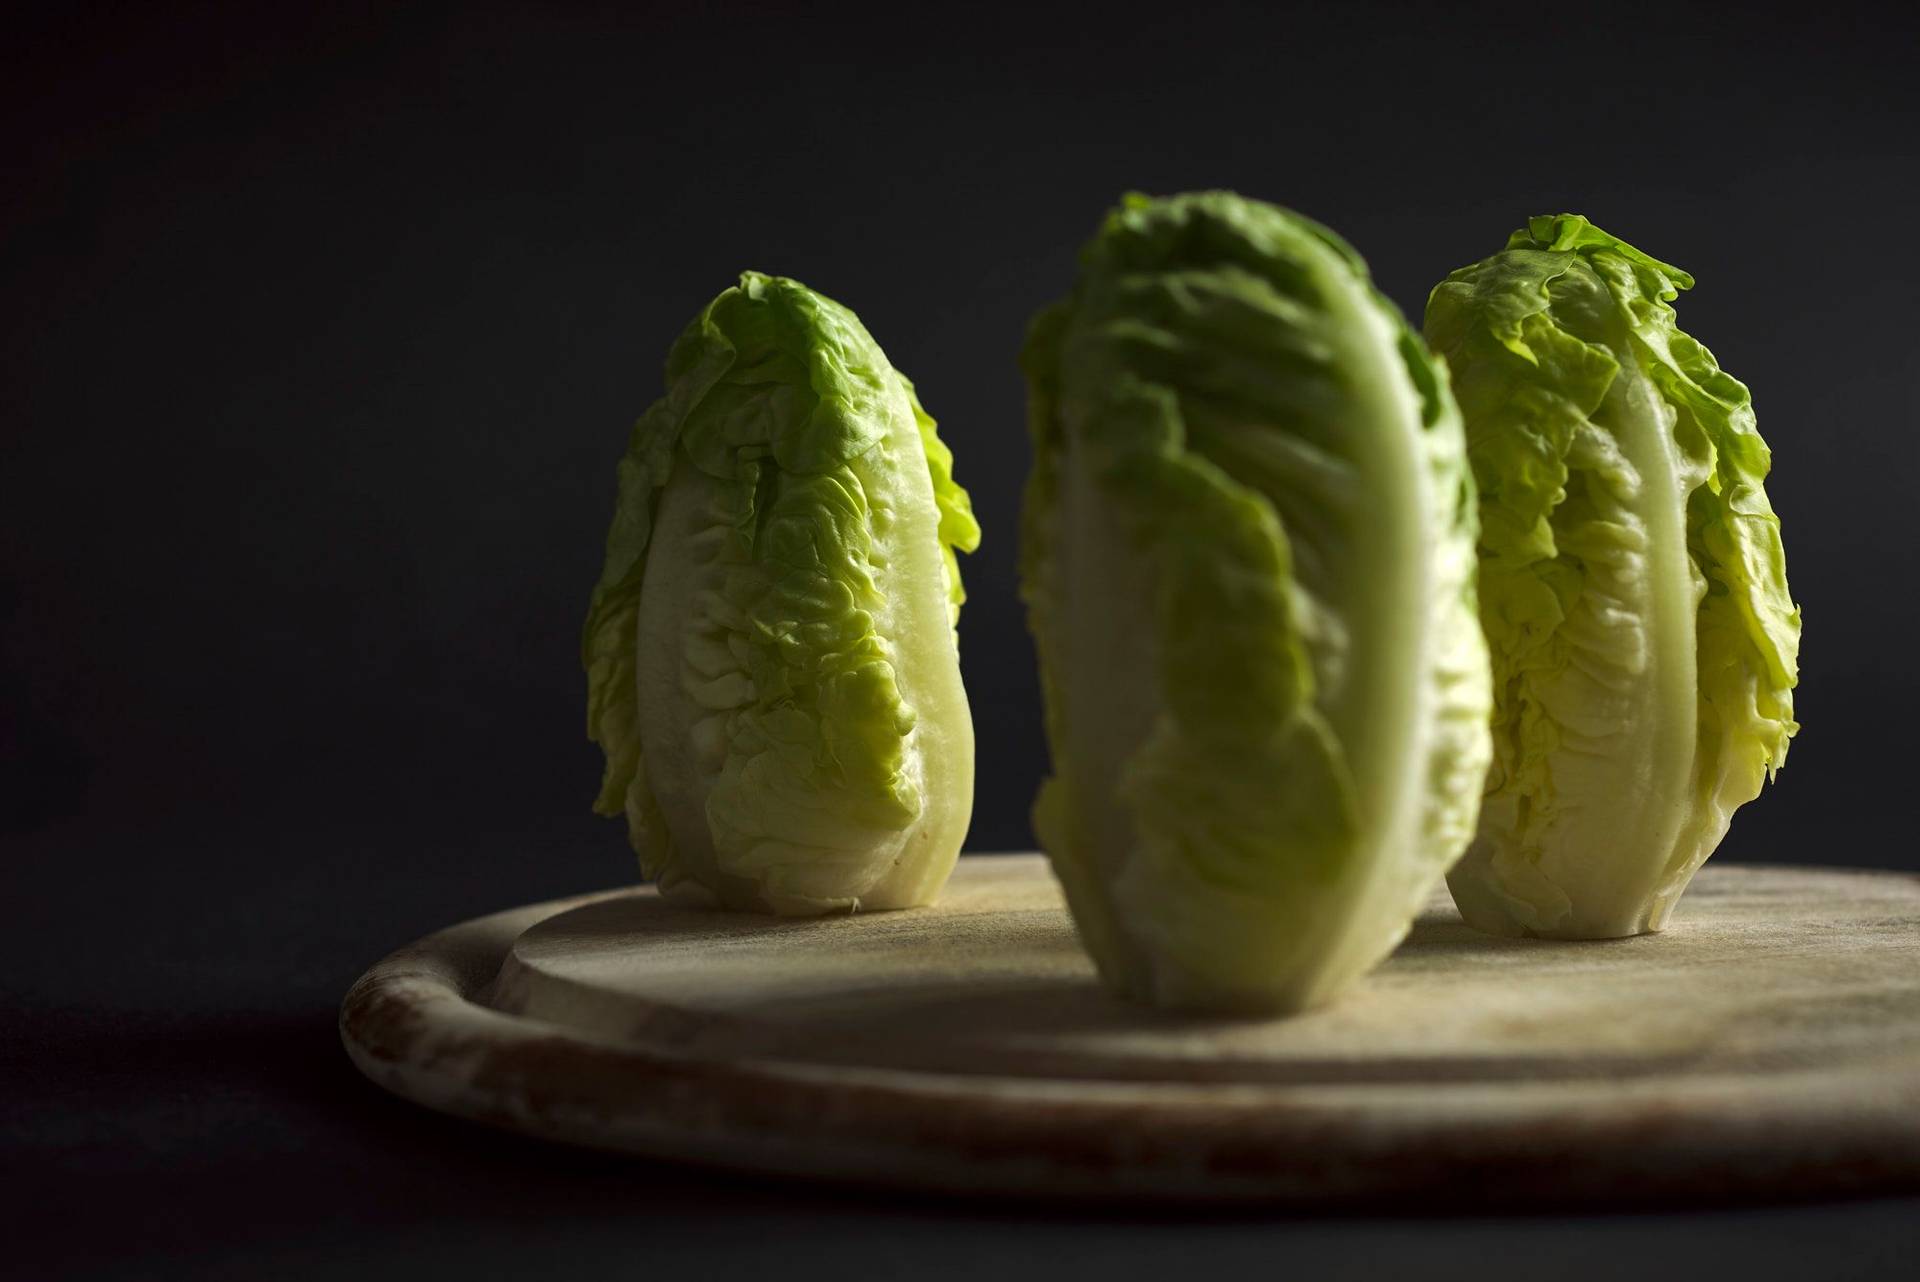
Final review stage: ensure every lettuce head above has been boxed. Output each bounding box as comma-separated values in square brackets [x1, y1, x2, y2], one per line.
[1426, 215, 1800, 938]
[1020, 193, 1492, 1011]
[584, 272, 980, 915]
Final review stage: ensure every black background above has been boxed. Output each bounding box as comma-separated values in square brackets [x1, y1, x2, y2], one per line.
[4, 1, 1918, 1277]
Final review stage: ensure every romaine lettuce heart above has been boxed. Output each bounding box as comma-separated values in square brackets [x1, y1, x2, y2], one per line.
[1021, 192, 1491, 1012]
[1427, 215, 1800, 938]
[584, 273, 979, 915]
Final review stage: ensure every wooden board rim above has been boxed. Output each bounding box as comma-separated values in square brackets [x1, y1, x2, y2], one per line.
[339, 857, 1920, 1206]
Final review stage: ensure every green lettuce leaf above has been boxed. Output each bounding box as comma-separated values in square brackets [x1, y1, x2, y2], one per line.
[1426, 214, 1800, 937]
[1021, 192, 1491, 1011]
[902, 373, 981, 628]
[584, 272, 977, 914]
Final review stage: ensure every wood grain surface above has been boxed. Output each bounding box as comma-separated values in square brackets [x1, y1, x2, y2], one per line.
[340, 855, 1920, 1205]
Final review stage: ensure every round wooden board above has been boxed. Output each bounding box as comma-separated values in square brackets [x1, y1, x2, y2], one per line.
[341, 855, 1920, 1205]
